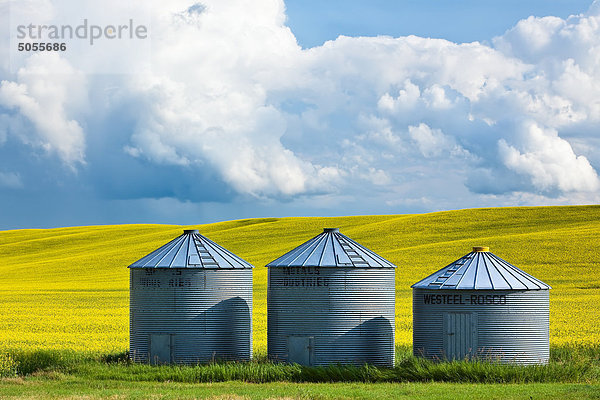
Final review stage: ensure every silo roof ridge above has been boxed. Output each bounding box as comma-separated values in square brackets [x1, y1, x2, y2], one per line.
[411, 249, 550, 290]
[128, 230, 254, 269]
[266, 228, 396, 268]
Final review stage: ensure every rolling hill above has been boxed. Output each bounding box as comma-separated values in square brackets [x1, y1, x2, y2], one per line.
[0, 205, 598, 353]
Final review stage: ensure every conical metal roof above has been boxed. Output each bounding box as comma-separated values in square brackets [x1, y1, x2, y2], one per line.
[129, 229, 254, 269]
[411, 247, 550, 290]
[266, 228, 396, 268]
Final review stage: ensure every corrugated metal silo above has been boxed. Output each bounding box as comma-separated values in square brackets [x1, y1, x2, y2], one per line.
[267, 228, 396, 367]
[129, 229, 253, 364]
[412, 246, 551, 365]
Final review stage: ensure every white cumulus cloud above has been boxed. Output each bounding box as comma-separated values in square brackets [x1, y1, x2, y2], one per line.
[498, 122, 600, 193]
[0, 0, 599, 212]
[408, 123, 468, 159]
[0, 53, 86, 167]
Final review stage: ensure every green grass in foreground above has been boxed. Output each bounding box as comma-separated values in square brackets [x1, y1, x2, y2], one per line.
[1, 348, 599, 400]
[3, 345, 599, 385]
[1, 378, 599, 400]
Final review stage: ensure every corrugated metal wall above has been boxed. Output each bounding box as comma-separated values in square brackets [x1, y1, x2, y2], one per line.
[268, 267, 395, 367]
[413, 289, 549, 365]
[130, 268, 252, 364]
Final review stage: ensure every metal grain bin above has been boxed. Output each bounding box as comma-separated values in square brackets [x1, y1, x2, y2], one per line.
[412, 247, 551, 365]
[267, 228, 396, 367]
[129, 229, 253, 364]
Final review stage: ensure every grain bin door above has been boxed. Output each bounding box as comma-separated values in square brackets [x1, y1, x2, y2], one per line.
[150, 334, 172, 365]
[287, 336, 314, 366]
[444, 313, 477, 361]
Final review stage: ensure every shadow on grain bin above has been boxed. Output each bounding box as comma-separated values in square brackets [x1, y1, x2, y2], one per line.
[148, 295, 251, 365]
[188, 296, 252, 362]
[326, 316, 394, 366]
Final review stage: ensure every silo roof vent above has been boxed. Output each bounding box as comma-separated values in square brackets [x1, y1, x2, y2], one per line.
[266, 228, 396, 268]
[411, 247, 550, 290]
[128, 229, 254, 269]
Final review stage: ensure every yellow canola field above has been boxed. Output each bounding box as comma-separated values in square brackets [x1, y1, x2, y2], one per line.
[0, 206, 598, 353]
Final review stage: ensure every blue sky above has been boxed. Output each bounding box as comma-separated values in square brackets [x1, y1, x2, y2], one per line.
[0, 0, 599, 229]
[286, 0, 592, 47]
